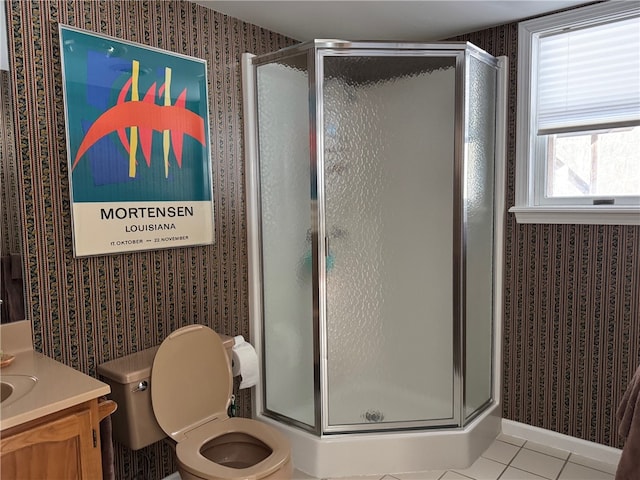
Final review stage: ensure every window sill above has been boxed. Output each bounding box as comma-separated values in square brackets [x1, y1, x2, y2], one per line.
[509, 206, 640, 225]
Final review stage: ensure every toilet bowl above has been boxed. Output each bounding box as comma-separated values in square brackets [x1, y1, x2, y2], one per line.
[150, 325, 291, 480]
[176, 417, 292, 480]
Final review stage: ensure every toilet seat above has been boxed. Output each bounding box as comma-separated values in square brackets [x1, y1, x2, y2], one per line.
[176, 417, 291, 480]
[151, 325, 291, 480]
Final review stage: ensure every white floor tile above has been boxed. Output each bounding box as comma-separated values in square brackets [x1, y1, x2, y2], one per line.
[498, 467, 548, 480]
[325, 475, 381, 480]
[497, 433, 527, 447]
[292, 469, 319, 480]
[440, 472, 472, 480]
[522, 441, 570, 460]
[510, 448, 566, 479]
[392, 470, 446, 480]
[481, 440, 521, 464]
[567, 453, 618, 475]
[451, 456, 507, 480]
[558, 462, 615, 480]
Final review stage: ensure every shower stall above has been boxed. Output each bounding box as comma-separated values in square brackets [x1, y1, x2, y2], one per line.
[242, 40, 506, 477]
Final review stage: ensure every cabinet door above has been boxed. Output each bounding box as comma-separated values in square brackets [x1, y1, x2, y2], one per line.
[0, 409, 97, 479]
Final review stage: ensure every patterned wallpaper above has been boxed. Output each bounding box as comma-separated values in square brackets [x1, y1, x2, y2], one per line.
[6, 1, 293, 478]
[451, 25, 640, 449]
[0, 70, 21, 255]
[5, 1, 639, 478]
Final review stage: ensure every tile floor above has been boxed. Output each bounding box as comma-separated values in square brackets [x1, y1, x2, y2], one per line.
[292, 433, 618, 480]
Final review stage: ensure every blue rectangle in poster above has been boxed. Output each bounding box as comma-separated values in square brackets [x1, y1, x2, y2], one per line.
[59, 25, 214, 256]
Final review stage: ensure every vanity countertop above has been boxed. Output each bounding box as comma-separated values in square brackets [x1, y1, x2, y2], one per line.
[0, 349, 110, 431]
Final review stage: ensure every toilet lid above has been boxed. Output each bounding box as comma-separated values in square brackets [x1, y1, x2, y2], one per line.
[151, 325, 232, 441]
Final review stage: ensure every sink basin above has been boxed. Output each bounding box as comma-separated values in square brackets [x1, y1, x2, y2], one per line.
[0, 375, 38, 407]
[1, 382, 13, 402]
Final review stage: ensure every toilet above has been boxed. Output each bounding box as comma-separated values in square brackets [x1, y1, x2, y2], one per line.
[97, 325, 292, 480]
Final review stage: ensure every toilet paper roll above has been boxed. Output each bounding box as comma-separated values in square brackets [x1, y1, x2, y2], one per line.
[231, 335, 259, 389]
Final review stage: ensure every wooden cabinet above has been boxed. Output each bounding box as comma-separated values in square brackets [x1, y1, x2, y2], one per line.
[0, 398, 116, 480]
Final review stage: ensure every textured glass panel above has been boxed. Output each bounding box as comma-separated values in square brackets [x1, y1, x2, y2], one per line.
[464, 56, 497, 420]
[256, 57, 315, 427]
[323, 55, 456, 426]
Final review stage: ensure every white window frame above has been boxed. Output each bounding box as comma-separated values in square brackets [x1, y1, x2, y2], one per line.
[512, 1, 640, 225]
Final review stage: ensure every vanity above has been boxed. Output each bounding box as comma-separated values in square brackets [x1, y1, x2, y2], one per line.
[0, 320, 116, 479]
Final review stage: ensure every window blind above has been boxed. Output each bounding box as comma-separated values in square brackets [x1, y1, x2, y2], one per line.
[536, 15, 640, 135]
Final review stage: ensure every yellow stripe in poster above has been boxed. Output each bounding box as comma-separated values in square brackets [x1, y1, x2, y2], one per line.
[129, 59, 140, 178]
[163, 67, 172, 178]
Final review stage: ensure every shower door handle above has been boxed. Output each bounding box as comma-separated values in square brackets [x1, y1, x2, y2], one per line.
[325, 236, 335, 271]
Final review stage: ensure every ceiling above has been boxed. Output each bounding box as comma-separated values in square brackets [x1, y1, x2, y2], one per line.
[1, 1, 595, 71]
[196, 0, 593, 42]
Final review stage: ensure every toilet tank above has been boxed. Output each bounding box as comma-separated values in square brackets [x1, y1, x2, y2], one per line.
[97, 346, 164, 450]
[97, 334, 236, 450]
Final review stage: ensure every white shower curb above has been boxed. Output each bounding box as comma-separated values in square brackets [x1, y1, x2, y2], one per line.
[262, 404, 502, 478]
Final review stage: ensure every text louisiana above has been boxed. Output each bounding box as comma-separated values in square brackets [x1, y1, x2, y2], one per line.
[124, 223, 177, 232]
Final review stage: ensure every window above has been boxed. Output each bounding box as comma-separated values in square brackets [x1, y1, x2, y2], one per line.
[512, 2, 640, 225]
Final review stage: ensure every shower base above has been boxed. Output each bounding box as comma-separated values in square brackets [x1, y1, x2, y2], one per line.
[258, 403, 501, 478]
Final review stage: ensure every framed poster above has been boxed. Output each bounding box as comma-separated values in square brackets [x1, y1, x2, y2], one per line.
[59, 25, 214, 257]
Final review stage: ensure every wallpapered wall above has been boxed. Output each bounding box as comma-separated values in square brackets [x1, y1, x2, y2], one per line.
[6, 1, 293, 478]
[0, 70, 21, 255]
[5, 1, 640, 478]
[451, 25, 640, 449]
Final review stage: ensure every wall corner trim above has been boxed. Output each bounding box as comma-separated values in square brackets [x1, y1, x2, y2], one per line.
[501, 419, 622, 466]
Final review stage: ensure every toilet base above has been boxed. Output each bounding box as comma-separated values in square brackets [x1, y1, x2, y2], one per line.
[177, 458, 293, 480]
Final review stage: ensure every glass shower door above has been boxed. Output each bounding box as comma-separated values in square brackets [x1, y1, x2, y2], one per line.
[321, 54, 459, 430]
[464, 54, 497, 421]
[255, 54, 316, 429]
